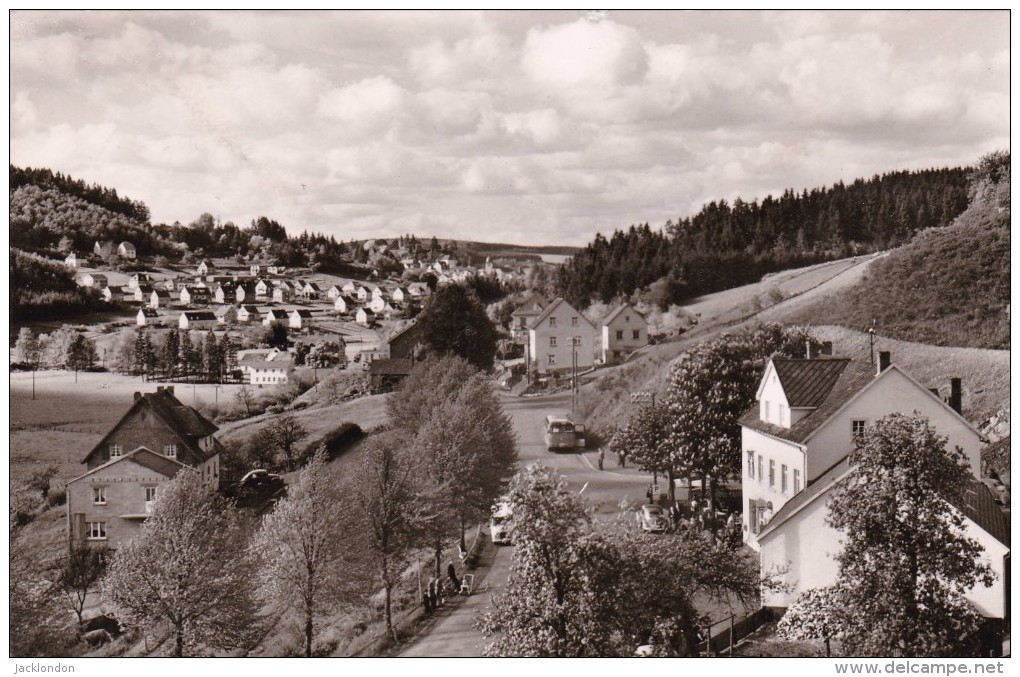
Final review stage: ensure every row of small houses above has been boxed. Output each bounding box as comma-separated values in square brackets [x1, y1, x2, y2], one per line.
[79, 271, 433, 322]
[140, 305, 380, 331]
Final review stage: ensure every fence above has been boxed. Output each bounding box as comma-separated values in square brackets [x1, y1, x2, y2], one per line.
[697, 607, 772, 656]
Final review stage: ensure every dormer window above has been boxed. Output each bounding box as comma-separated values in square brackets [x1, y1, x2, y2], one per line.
[163, 444, 177, 458]
[109, 444, 122, 458]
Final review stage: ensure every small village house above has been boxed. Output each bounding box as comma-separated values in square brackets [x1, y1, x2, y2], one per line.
[289, 308, 314, 330]
[601, 303, 648, 365]
[527, 298, 596, 375]
[66, 387, 222, 550]
[136, 307, 159, 327]
[118, 241, 137, 259]
[179, 310, 217, 331]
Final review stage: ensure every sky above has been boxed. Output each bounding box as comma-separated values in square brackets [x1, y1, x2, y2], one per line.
[9, 10, 1010, 247]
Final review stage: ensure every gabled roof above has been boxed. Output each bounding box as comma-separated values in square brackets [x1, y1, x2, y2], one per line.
[82, 390, 219, 465]
[759, 455, 1010, 549]
[291, 309, 314, 318]
[241, 305, 260, 313]
[603, 303, 645, 326]
[138, 308, 159, 317]
[773, 357, 853, 408]
[512, 294, 548, 317]
[182, 310, 216, 320]
[531, 297, 595, 330]
[69, 446, 190, 485]
[388, 321, 419, 345]
[740, 360, 874, 444]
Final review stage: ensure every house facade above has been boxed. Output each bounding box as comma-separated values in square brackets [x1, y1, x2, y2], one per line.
[356, 308, 376, 326]
[742, 352, 983, 551]
[137, 308, 159, 327]
[149, 289, 171, 309]
[179, 310, 217, 330]
[237, 305, 260, 324]
[289, 309, 314, 329]
[118, 242, 137, 259]
[601, 303, 648, 364]
[66, 387, 222, 550]
[238, 348, 292, 385]
[527, 298, 596, 375]
[65, 252, 82, 268]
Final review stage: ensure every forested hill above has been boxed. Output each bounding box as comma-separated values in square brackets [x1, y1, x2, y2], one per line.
[781, 152, 1010, 350]
[10, 165, 150, 222]
[556, 166, 971, 309]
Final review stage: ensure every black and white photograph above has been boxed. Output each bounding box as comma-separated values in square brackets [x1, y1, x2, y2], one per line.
[7, 9, 1011, 669]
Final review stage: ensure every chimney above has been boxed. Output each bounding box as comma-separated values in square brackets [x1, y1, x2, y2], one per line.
[877, 351, 891, 374]
[156, 386, 164, 393]
[949, 378, 962, 415]
[821, 341, 833, 356]
[929, 387, 940, 398]
[134, 391, 142, 400]
[805, 339, 814, 360]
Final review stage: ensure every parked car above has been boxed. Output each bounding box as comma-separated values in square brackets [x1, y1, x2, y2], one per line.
[639, 504, 667, 533]
[490, 500, 513, 545]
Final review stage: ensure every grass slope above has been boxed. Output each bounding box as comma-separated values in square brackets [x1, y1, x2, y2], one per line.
[777, 200, 1009, 349]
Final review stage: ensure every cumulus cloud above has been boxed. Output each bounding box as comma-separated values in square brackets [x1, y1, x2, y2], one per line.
[8, 10, 1010, 246]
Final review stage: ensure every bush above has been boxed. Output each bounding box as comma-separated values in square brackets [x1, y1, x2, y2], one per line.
[317, 422, 365, 461]
[46, 486, 67, 507]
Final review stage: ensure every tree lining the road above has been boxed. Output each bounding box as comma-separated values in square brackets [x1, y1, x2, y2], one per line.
[480, 464, 775, 657]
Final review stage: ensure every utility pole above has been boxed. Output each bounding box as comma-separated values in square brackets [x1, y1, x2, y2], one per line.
[868, 321, 876, 364]
[571, 337, 580, 415]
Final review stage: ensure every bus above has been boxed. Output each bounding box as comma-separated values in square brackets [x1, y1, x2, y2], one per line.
[544, 414, 586, 452]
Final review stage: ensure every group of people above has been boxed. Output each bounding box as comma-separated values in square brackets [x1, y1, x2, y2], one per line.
[422, 561, 463, 615]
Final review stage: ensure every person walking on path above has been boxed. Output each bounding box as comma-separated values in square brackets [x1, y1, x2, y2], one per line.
[597, 448, 604, 471]
[447, 561, 461, 592]
[618, 449, 627, 468]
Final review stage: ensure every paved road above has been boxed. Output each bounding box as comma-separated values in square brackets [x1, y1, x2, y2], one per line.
[399, 391, 649, 657]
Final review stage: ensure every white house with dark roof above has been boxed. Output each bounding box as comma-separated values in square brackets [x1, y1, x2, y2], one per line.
[237, 305, 260, 324]
[742, 351, 983, 550]
[136, 307, 159, 327]
[65, 251, 83, 268]
[263, 308, 287, 326]
[527, 297, 596, 375]
[118, 241, 137, 259]
[333, 294, 356, 314]
[238, 348, 292, 385]
[289, 308, 315, 329]
[179, 310, 217, 331]
[149, 289, 171, 309]
[77, 272, 108, 288]
[600, 303, 647, 364]
[356, 307, 376, 327]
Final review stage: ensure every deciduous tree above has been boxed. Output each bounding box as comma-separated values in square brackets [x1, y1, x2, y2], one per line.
[779, 414, 994, 657]
[251, 449, 353, 657]
[60, 543, 109, 627]
[104, 470, 260, 656]
[350, 433, 420, 641]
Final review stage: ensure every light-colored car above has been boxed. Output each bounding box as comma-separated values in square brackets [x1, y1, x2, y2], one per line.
[490, 501, 513, 545]
[639, 504, 667, 533]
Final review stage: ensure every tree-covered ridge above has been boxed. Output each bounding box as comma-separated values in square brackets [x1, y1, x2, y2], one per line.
[557, 166, 970, 309]
[11, 165, 150, 223]
[10, 247, 101, 320]
[782, 152, 1010, 350]
[10, 185, 171, 256]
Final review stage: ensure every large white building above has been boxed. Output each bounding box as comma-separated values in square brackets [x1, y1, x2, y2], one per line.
[739, 349, 1008, 647]
[527, 298, 596, 376]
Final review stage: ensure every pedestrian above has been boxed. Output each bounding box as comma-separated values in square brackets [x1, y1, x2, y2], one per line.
[422, 589, 432, 615]
[645, 485, 653, 503]
[447, 561, 460, 592]
[619, 450, 626, 468]
[428, 577, 438, 610]
[597, 448, 604, 471]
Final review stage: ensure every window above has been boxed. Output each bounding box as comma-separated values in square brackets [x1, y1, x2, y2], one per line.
[794, 469, 801, 494]
[571, 317, 578, 327]
[625, 315, 630, 322]
[763, 401, 770, 420]
[852, 419, 867, 437]
[781, 464, 788, 493]
[757, 456, 763, 484]
[549, 336, 557, 347]
[747, 452, 755, 478]
[549, 317, 557, 327]
[145, 486, 158, 502]
[769, 460, 775, 488]
[633, 329, 640, 340]
[779, 403, 786, 423]
[87, 522, 107, 540]
[163, 444, 177, 458]
[547, 355, 555, 365]
[92, 487, 106, 505]
[109, 444, 122, 457]
[616, 330, 623, 340]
